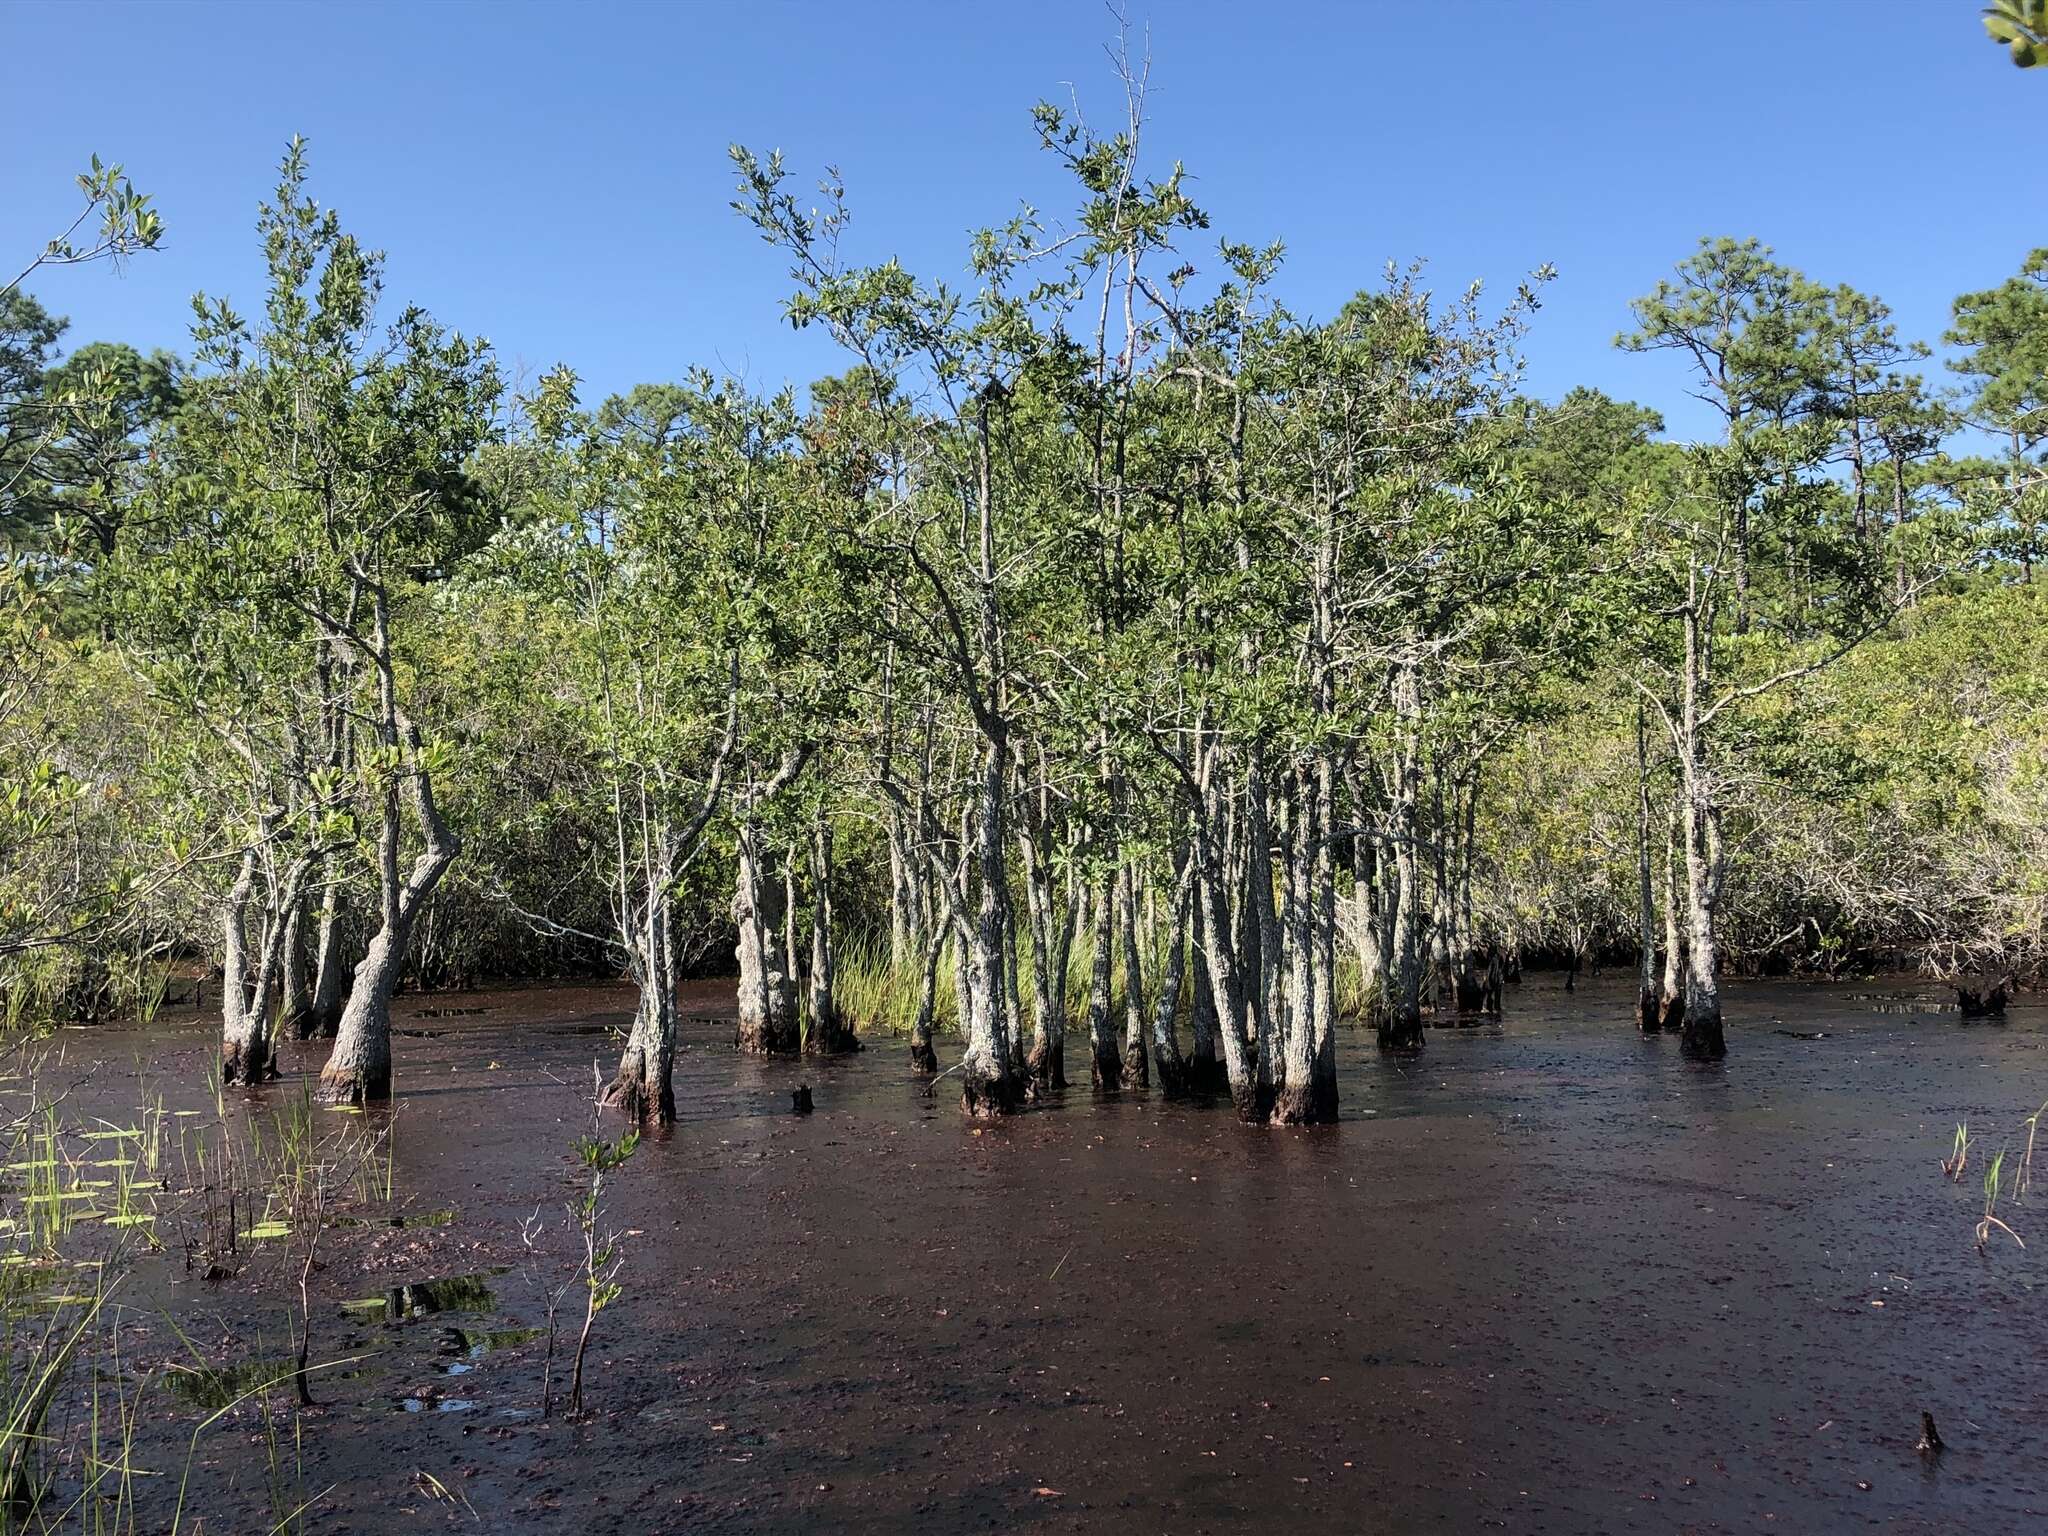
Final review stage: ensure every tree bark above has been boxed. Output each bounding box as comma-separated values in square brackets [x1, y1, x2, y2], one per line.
[277, 894, 315, 1043]
[1085, 876, 1121, 1089]
[804, 818, 855, 1053]
[1635, 702, 1661, 1033]
[220, 848, 277, 1085]
[1116, 864, 1149, 1090]
[1676, 603, 1727, 1059]
[305, 865, 347, 1038]
[733, 824, 799, 1054]
[317, 587, 459, 1106]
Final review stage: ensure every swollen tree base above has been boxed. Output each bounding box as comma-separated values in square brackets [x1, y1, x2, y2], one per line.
[1269, 1078, 1338, 1125]
[961, 1067, 1023, 1119]
[220, 1040, 279, 1086]
[602, 1060, 676, 1127]
[1090, 1040, 1123, 1091]
[1118, 1043, 1148, 1091]
[1377, 1014, 1425, 1053]
[804, 1019, 863, 1055]
[1025, 1035, 1065, 1098]
[736, 1018, 801, 1055]
[315, 1059, 389, 1106]
[1185, 1044, 1227, 1096]
[1679, 1014, 1727, 1060]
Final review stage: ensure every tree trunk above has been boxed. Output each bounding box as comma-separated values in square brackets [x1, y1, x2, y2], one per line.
[1085, 877, 1121, 1089]
[316, 588, 460, 1106]
[1150, 860, 1193, 1099]
[606, 894, 678, 1126]
[1188, 885, 1223, 1093]
[1310, 756, 1339, 1118]
[320, 927, 403, 1104]
[277, 894, 315, 1042]
[733, 825, 799, 1054]
[805, 819, 855, 1053]
[1116, 864, 1149, 1090]
[1677, 603, 1727, 1060]
[1193, 797, 1263, 1123]
[1658, 808, 1687, 1031]
[306, 867, 347, 1038]
[1635, 702, 1661, 1033]
[1017, 815, 1069, 1097]
[1382, 676, 1427, 1051]
[958, 743, 1020, 1117]
[908, 925, 944, 1075]
[220, 848, 277, 1085]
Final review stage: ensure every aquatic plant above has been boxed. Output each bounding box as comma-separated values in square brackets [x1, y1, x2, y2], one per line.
[1977, 1150, 2024, 1251]
[1943, 1121, 1972, 1182]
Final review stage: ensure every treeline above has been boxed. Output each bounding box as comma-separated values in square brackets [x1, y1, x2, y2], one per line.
[2, 105, 2043, 1122]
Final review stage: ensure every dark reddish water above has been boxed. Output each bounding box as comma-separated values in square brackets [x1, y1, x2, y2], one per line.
[15, 975, 2048, 1533]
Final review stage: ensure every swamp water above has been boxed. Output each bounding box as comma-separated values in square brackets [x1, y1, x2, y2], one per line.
[2, 975, 2042, 1533]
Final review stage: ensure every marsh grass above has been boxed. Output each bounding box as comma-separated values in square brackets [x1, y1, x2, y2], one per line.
[0, 1042, 401, 1534]
[1939, 1098, 2048, 1252]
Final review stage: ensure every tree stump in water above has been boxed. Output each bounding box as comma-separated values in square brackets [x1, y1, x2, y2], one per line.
[790, 1085, 814, 1114]
[1954, 975, 2014, 1018]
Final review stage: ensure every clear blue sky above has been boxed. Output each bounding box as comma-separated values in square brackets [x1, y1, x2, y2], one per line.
[4, 0, 2042, 441]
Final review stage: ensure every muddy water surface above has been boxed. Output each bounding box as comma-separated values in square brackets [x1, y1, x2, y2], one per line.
[21, 976, 2048, 1533]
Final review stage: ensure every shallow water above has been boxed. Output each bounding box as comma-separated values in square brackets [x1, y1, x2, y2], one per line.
[12, 974, 2047, 1533]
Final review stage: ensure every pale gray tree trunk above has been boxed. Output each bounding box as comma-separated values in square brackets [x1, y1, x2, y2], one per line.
[1659, 809, 1687, 1030]
[317, 589, 460, 1105]
[1676, 600, 1727, 1059]
[805, 818, 853, 1053]
[1150, 854, 1193, 1098]
[219, 848, 276, 1085]
[733, 823, 799, 1054]
[306, 868, 347, 1038]
[277, 895, 314, 1041]
[1191, 770, 1262, 1122]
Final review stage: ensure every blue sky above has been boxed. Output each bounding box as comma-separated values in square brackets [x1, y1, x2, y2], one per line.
[4, 1, 2042, 442]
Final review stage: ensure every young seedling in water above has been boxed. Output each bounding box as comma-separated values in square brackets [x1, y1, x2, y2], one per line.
[1976, 1151, 2024, 1252]
[523, 1066, 641, 1419]
[1942, 1122, 1971, 1182]
[567, 1124, 638, 1416]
